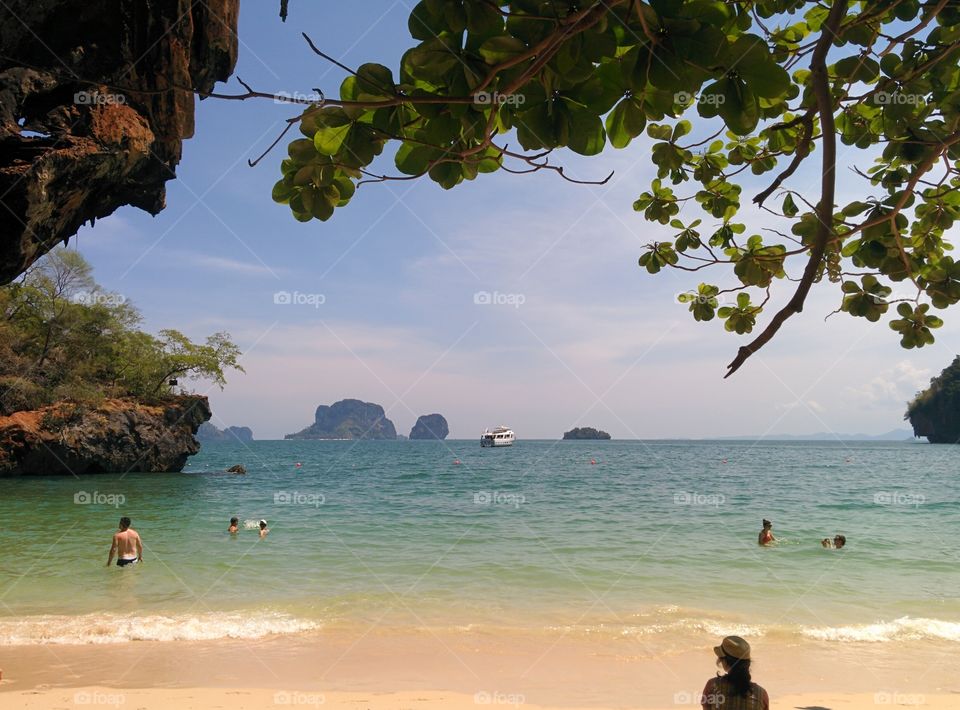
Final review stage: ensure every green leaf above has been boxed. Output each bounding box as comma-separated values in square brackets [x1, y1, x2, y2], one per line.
[311, 109, 354, 155]
[355, 63, 396, 100]
[719, 77, 760, 135]
[408, 1, 445, 41]
[739, 61, 791, 99]
[565, 104, 606, 156]
[479, 35, 528, 64]
[605, 97, 646, 149]
[782, 194, 798, 217]
[402, 38, 462, 84]
[288, 138, 318, 162]
[428, 161, 462, 189]
[271, 180, 293, 204]
[395, 142, 441, 175]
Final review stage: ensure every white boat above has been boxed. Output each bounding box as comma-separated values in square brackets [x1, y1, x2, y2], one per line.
[481, 426, 515, 447]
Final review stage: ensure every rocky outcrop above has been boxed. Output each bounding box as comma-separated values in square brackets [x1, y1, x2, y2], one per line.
[906, 356, 960, 443]
[0, 395, 211, 475]
[285, 399, 397, 440]
[0, 0, 240, 284]
[197, 422, 254, 443]
[563, 427, 611, 440]
[409, 414, 449, 440]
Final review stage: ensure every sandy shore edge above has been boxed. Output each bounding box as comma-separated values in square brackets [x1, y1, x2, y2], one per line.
[4, 687, 959, 709]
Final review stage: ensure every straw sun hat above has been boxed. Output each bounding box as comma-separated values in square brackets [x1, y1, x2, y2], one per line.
[713, 635, 751, 660]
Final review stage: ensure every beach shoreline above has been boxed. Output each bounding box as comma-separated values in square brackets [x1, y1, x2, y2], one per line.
[2, 627, 957, 708]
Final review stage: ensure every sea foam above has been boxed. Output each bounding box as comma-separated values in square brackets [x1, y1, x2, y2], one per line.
[0, 611, 319, 645]
[802, 616, 960, 643]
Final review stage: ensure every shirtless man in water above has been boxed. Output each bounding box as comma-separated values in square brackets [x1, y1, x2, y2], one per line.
[107, 517, 143, 567]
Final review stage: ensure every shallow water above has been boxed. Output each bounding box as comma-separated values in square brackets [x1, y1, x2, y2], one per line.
[1, 439, 958, 645]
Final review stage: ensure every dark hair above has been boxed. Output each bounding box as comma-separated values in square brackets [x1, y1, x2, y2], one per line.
[834, 534, 846, 546]
[230, 517, 239, 525]
[719, 655, 753, 696]
[762, 519, 772, 528]
[119, 517, 131, 529]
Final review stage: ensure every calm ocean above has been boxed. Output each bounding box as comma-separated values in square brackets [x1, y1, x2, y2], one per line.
[1, 439, 958, 646]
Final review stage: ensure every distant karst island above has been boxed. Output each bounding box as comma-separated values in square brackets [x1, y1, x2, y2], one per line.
[563, 427, 611, 440]
[197, 422, 254, 443]
[284, 400, 452, 441]
[409, 414, 449, 440]
[285, 399, 398, 440]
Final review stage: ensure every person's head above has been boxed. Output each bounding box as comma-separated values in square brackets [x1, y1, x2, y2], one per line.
[230, 517, 239, 526]
[713, 636, 753, 696]
[821, 538, 831, 548]
[833, 534, 846, 549]
[119, 517, 131, 531]
[762, 519, 772, 530]
[259, 519, 267, 530]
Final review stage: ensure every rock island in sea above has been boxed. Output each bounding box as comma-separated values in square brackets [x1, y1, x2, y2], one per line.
[562, 427, 611, 440]
[285, 399, 398, 440]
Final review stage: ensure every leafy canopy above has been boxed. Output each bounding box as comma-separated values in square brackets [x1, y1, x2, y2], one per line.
[0, 249, 244, 415]
[264, 1, 960, 375]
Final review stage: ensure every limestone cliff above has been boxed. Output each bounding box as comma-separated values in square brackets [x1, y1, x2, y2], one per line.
[0, 395, 211, 475]
[409, 414, 449, 440]
[0, 0, 240, 283]
[906, 356, 960, 443]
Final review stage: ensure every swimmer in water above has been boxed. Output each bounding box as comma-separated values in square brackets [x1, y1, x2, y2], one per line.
[758, 519, 775, 546]
[833, 534, 846, 549]
[228, 517, 239, 534]
[821, 538, 833, 548]
[258, 519, 269, 538]
[107, 516, 143, 567]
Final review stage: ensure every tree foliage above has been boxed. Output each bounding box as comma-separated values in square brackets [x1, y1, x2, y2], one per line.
[0, 249, 243, 415]
[254, 0, 960, 375]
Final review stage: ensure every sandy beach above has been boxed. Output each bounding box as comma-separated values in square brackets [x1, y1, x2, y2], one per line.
[2, 627, 958, 709]
[6, 688, 960, 710]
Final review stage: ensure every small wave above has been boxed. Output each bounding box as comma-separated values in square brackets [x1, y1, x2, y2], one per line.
[622, 619, 767, 639]
[803, 617, 960, 643]
[546, 615, 960, 645]
[0, 611, 320, 645]
[545, 618, 767, 639]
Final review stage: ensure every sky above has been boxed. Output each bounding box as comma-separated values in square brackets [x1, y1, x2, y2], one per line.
[69, 1, 958, 440]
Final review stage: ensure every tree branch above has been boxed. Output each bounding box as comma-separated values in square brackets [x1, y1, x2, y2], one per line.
[725, 0, 848, 378]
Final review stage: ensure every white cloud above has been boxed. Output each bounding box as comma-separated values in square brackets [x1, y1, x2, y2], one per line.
[172, 252, 285, 277]
[844, 360, 932, 407]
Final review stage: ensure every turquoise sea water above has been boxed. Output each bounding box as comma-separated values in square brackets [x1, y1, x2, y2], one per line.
[1, 439, 959, 646]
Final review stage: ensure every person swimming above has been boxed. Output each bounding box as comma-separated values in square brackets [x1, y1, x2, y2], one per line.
[821, 535, 846, 549]
[758, 519, 775, 546]
[228, 517, 239, 534]
[258, 519, 269, 538]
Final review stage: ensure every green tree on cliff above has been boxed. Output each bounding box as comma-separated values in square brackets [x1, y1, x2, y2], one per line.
[905, 354, 960, 442]
[243, 1, 960, 375]
[0, 249, 243, 415]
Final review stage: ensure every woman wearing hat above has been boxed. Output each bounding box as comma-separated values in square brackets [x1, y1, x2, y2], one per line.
[700, 636, 769, 710]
